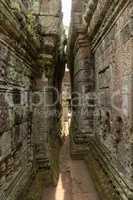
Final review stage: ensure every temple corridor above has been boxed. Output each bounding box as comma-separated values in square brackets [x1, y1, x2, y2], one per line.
[0, 0, 133, 200]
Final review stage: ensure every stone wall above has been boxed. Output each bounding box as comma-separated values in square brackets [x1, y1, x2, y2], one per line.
[0, 0, 65, 199]
[68, 0, 95, 158]
[94, 2, 133, 188]
[68, 0, 133, 199]
[62, 70, 71, 135]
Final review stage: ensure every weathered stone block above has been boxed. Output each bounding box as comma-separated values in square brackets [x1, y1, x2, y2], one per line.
[39, 16, 60, 35]
[0, 131, 11, 158]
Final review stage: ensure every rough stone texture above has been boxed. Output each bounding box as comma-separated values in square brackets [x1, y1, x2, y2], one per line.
[0, 0, 65, 199]
[1, 0, 133, 199]
[94, 3, 133, 189]
[68, 0, 133, 199]
[62, 70, 71, 135]
[68, 0, 95, 158]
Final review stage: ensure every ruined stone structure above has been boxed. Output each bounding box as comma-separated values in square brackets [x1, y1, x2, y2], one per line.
[0, 0, 65, 199]
[0, 0, 133, 200]
[62, 69, 71, 135]
[68, 0, 133, 199]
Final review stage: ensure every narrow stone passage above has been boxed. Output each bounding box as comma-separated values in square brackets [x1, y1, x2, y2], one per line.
[42, 137, 99, 200]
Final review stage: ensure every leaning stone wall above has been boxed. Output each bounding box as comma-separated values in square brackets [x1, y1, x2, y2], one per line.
[85, 1, 133, 199]
[95, 2, 133, 186]
[68, 0, 96, 158]
[68, 0, 133, 199]
[0, 1, 40, 199]
[0, 0, 65, 199]
[31, 0, 65, 185]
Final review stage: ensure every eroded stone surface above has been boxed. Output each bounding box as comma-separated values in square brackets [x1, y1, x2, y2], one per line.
[0, 0, 65, 199]
[68, 0, 133, 199]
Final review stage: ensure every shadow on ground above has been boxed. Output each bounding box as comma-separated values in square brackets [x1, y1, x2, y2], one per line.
[41, 136, 72, 200]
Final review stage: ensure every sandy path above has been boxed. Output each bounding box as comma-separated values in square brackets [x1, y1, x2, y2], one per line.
[42, 137, 99, 200]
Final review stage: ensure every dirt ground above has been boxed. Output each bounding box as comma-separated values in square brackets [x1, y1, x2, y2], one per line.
[42, 136, 99, 200]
